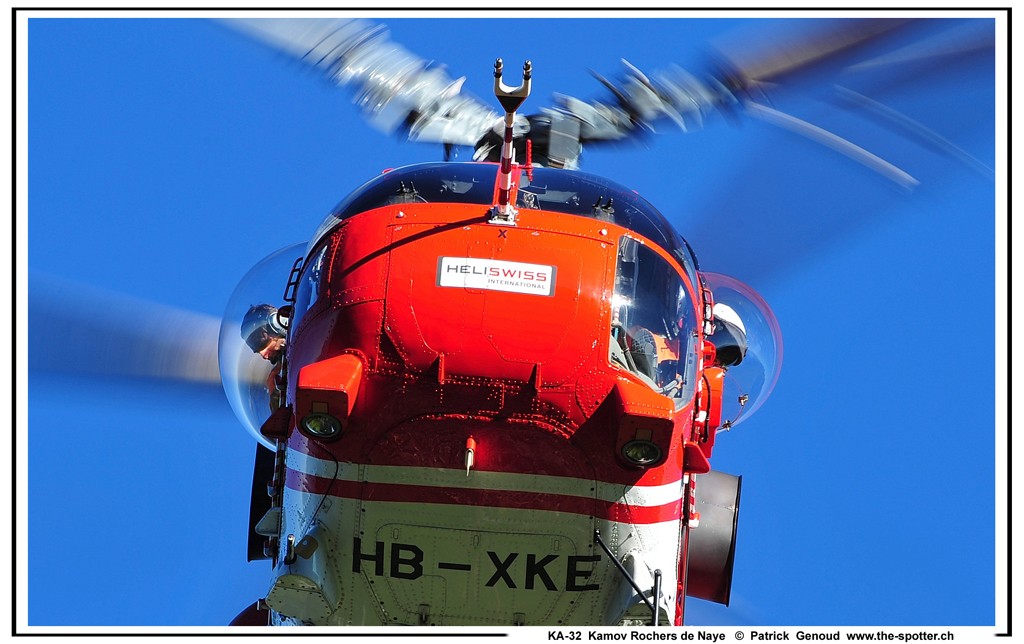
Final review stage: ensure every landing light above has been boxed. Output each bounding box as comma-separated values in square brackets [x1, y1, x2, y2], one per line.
[621, 440, 662, 467]
[301, 413, 343, 440]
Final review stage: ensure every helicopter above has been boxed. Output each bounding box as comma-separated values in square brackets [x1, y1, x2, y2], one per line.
[22, 13, 999, 630]
[208, 16, 993, 626]
[218, 24, 781, 627]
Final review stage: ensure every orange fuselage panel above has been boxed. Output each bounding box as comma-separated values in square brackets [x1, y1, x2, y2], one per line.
[286, 202, 693, 483]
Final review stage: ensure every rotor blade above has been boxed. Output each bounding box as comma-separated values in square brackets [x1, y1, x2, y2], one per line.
[221, 18, 500, 147]
[843, 19, 995, 76]
[708, 18, 915, 89]
[742, 101, 920, 190]
[561, 18, 991, 183]
[223, 17, 992, 189]
[829, 85, 994, 180]
[29, 272, 221, 385]
[553, 19, 919, 141]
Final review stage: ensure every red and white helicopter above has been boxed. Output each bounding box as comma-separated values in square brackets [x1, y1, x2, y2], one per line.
[209, 17, 987, 626]
[24, 14, 995, 628]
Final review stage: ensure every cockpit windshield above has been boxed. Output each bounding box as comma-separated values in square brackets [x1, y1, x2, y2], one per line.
[611, 236, 700, 408]
[307, 162, 699, 281]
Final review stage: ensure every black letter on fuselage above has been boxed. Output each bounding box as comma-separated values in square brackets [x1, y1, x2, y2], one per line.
[390, 543, 424, 580]
[566, 555, 601, 591]
[526, 554, 558, 590]
[485, 551, 518, 588]
[352, 538, 386, 576]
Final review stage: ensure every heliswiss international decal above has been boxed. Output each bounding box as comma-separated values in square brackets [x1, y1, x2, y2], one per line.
[437, 257, 556, 296]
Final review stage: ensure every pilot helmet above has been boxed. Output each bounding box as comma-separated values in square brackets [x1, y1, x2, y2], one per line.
[241, 304, 287, 353]
[710, 302, 747, 367]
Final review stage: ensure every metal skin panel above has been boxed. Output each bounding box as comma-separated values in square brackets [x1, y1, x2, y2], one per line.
[276, 480, 683, 625]
[380, 205, 611, 386]
[270, 199, 707, 624]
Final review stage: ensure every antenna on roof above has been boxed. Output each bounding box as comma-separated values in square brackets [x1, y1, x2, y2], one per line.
[489, 58, 532, 225]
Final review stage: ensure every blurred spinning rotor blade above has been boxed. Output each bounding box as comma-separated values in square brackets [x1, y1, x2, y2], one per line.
[677, 17, 994, 283]
[829, 85, 994, 180]
[29, 272, 220, 385]
[707, 18, 914, 91]
[223, 17, 993, 186]
[842, 19, 995, 77]
[742, 101, 919, 189]
[706, 18, 994, 172]
[223, 18, 500, 146]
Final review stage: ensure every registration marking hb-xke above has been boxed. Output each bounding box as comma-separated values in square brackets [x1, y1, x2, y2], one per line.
[353, 538, 602, 591]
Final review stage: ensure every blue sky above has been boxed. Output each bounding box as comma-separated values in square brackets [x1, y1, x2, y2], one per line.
[21, 12, 1003, 628]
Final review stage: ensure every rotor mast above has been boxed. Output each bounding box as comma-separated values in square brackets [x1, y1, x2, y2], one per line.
[489, 58, 532, 225]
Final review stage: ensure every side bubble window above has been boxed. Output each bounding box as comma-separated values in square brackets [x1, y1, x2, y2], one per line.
[219, 242, 307, 449]
[610, 236, 699, 408]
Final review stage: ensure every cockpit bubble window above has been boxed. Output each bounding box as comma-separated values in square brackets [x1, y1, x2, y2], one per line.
[703, 272, 783, 428]
[219, 243, 305, 449]
[306, 162, 700, 281]
[611, 236, 699, 408]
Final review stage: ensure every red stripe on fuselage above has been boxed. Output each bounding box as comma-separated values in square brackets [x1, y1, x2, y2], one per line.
[285, 469, 682, 524]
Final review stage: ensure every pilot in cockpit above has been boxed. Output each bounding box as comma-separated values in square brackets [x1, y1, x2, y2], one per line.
[709, 303, 747, 368]
[625, 324, 682, 397]
[617, 295, 748, 399]
[241, 304, 289, 411]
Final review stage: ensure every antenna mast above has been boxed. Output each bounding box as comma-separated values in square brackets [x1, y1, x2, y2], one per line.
[489, 58, 532, 225]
